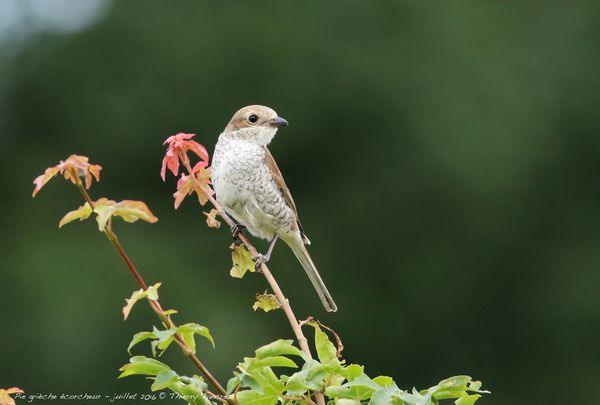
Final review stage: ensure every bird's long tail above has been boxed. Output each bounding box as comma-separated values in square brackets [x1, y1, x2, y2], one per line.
[286, 236, 337, 312]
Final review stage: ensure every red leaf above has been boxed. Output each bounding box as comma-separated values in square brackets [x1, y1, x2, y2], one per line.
[186, 140, 209, 162]
[32, 155, 102, 197]
[161, 149, 179, 181]
[160, 133, 209, 180]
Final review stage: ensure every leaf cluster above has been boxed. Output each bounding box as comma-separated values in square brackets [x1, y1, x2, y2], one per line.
[222, 324, 487, 405]
[119, 357, 212, 405]
[121, 305, 488, 405]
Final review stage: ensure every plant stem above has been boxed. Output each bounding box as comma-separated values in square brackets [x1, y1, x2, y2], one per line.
[74, 181, 229, 400]
[104, 229, 147, 289]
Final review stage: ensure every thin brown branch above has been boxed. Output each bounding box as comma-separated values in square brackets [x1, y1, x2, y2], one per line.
[75, 180, 229, 400]
[104, 229, 148, 290]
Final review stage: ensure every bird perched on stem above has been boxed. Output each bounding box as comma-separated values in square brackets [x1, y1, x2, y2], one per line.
[211, 105, 337, 312]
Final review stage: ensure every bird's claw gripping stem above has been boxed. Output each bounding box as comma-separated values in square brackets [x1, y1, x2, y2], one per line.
[230, 223, 246, 240]
[252, 235, 278, 272]
[252, 254, 268, 273]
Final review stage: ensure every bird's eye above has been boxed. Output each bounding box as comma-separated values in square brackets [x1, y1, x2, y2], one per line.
[248, 114, 258, 123]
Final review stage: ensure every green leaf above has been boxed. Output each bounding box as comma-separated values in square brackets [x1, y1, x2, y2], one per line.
[369, 383, 414, 405]
[93, 203, 114, 232]
[255, 339, 305, 360]
[307, 323, 347, 389]
[402, 389, 434, 405]
[312, 323, 338, 366]
[168, 375, 211, 405]
[370, 388, 396, 405]
[122, 360, 209, 404]
[285, 359, 328, 395]
[235, 361, 284, 396]
[248, 367, 285, 395]
[235, 390, 278, 405]
[233, 339, 306, 398]
[428, 375, 489, 401]
[176, 323, 215, 354]
[122, 283, 161, 320]
[151, 370, 179, 391]
[180, 375, 208, 392]
[236, 348, 287, 394]
[325, 374, 381, 400]
[456, 394, 482, 405]
[118, 356, 170, 378]
[58, 202, 93, 228]
[373, 376, 395, 388]
[127, 331, 157, 354]
[334, 400, 361, 405]
[151, 326, 177, 356]
[253, 356, 298, 369]
[240, 373, 263, 393]
[339, 364, 364, 381]
[253, 293, 281, 312]
[227, 374, 242, 395]
[145, 283, 161, 301]
[230, 244, 255, 278]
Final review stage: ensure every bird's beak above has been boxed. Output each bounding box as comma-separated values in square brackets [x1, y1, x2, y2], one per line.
[269, 117, 288, 128]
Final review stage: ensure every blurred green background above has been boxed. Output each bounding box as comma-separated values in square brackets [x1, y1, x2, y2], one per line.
[2, 0, 600, 403]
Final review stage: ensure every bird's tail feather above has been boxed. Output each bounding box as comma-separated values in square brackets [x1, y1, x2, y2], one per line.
[287, 237, 337, 312]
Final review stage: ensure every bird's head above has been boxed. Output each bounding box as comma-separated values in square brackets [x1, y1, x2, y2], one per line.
[223, 105, 288, 146]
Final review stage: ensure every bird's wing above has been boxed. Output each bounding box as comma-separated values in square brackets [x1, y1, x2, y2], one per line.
[264, 147, 310, 244]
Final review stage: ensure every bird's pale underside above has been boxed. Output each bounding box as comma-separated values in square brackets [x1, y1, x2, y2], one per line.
[211, 105, 337, 312]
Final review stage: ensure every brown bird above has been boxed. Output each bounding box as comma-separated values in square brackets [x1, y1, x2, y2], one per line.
[211, 105, 337, 312]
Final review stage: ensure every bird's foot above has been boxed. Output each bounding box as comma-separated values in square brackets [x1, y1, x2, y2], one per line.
[252, 236, 278, 272]
[230, 223, 246, 240]
[252, 253, 271, 273]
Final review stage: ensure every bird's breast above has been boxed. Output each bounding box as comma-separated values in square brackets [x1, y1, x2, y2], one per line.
[211, 137, 297, 238]
[212, 138, 265, 203]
